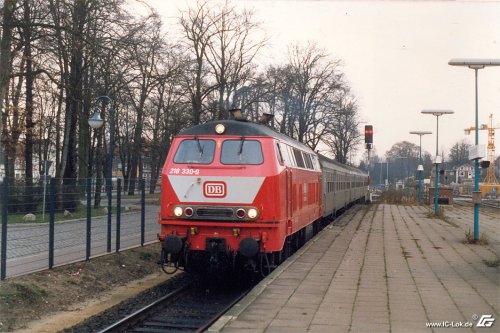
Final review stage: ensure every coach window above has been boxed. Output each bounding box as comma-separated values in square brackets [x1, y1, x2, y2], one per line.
[221, 139, 264, 165]
[174, 138, 215, 164]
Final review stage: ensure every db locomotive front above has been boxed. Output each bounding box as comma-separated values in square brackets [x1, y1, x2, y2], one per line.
[157, 118, 322, 275]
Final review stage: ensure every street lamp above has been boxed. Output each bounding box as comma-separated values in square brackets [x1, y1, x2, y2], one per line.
[421, 110, 454, 216]
[375, 161, 389, 189]
[375, 161, 384, 187]
[88, 95, 115, 253]
[448, 58, 500, 241]
[396, 157, 410, 196]
[409, 131, 432, 206]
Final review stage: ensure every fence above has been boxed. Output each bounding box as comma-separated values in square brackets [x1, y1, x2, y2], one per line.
[0, 177, 161, 280]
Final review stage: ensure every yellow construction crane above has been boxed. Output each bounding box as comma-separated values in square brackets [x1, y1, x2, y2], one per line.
[464, 114, 499, 185]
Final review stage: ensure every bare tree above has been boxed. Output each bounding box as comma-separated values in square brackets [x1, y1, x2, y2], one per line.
[124, 15, 165, 194]
[324, 89, 361, 164]
[2, 32, 26, 180]
[287, 43, 344, 144]
[385, 141, 420, 182]
[447, 139, 471, 168]
[178, 0, 217, 125]
[263, 64, 297, 137]
[0, 0, 18, 151]
[145, 78, 188, 193]
[385, 141, 419, 161]
[204, 0, 264, 120]
[0, 0, 367, 218]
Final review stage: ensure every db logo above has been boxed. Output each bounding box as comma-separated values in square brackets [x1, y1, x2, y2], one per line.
[203, 181, 226, 198]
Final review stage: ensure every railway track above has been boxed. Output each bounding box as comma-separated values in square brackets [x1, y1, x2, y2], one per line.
[66, 209, 357, 333]
[454, 198, 500, 210]
[97, 278, 251, 333]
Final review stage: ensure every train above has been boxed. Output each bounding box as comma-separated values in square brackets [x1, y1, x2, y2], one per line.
[157, 114, 368, 276]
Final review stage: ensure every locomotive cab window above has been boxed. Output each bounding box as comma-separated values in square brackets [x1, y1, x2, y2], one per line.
[221, 139, 263, 165]
[275, 143, 284, 166]
[174, 138, 215, 164]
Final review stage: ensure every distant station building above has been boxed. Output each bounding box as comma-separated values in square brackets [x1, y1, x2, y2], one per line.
[454, 164, 474, 183]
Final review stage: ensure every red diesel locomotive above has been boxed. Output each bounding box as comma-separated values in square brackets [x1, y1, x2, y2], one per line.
[158, 117, 368, 275]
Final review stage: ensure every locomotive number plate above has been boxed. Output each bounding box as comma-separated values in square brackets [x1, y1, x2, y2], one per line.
[203, 181, 226, 198]
[169, 168, 200, 175]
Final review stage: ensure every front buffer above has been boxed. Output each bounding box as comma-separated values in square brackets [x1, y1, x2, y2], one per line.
[158, 220, 284, 276]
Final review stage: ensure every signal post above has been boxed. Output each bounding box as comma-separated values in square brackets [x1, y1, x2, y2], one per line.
[365, 125, 373, 201]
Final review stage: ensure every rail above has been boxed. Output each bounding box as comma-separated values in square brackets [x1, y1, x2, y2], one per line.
[454, 197, 500, 209]
[96, 278, 251, 333]
[97, 279, 195, 333]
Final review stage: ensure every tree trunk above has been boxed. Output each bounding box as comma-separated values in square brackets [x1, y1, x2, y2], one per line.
[127, 109, 144, 195]
[23, 0, 36, 211]
[2, 58, 25, 180]
[61, 0, 87, 211]
[0, 0, 17, 149]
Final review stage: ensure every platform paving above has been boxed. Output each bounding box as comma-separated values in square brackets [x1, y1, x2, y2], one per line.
[209, 204, 499, 333]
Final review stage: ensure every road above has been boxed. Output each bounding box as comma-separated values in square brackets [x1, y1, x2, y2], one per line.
[1, 205, 160, 278]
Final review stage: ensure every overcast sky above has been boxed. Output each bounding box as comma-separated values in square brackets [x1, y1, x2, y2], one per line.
[147, 0, 500, 162]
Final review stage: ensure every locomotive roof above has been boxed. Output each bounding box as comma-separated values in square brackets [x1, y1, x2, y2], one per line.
[177, 120, 365, 175]
[178, 119, 315, 153]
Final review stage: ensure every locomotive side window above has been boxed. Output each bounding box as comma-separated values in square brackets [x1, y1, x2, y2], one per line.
[174, 139, 215, 164]
[311, 155, 320, 170]
[281, 144, 290, 166]
[292, 148, 305, 168]
[221, 139, 263, 165]
[275, 143, 284, 166]
[286, 145, 297, 167]
[303, 153, 313, 169]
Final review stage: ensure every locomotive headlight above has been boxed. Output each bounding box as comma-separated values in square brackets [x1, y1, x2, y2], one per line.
[173, 206, 183, 217]
[247, 208, 258, 219]
[184, 207, 194, 217]
[215, 124, 226, 134]
[236, 208, 246, 219]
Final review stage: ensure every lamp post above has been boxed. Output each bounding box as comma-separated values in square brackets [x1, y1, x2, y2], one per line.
[379, 162, 384, 187]
[448, 58, 500, 241]
[409, 131, 432, 205]
[396, 157, 410, 194]
[385, 161, 389, 189]
[421, 110, 454, 216]
[88, 95, 115, 253]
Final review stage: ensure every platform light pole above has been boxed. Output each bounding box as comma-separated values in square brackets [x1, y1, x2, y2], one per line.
[448, 58, 500, 241]
[409, 131, 432, 206]
[421, 110, 454, 216]
[88, 95, 115, 253]
[396, 156, 410, 195]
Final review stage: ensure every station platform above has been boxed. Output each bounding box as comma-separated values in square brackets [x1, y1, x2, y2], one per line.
[209, 204, 499, 333]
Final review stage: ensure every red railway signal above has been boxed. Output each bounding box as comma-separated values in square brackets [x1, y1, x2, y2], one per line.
[364, 125, 373, 148]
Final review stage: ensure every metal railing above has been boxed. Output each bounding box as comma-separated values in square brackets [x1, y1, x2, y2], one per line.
[0, 177, 161, 280]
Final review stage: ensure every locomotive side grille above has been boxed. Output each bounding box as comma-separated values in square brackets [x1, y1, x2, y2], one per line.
[196, 207, 234, 218]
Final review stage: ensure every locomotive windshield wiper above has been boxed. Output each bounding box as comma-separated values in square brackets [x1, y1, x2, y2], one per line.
[194, 136, 204, 157]
[238, 136, 245, 155]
